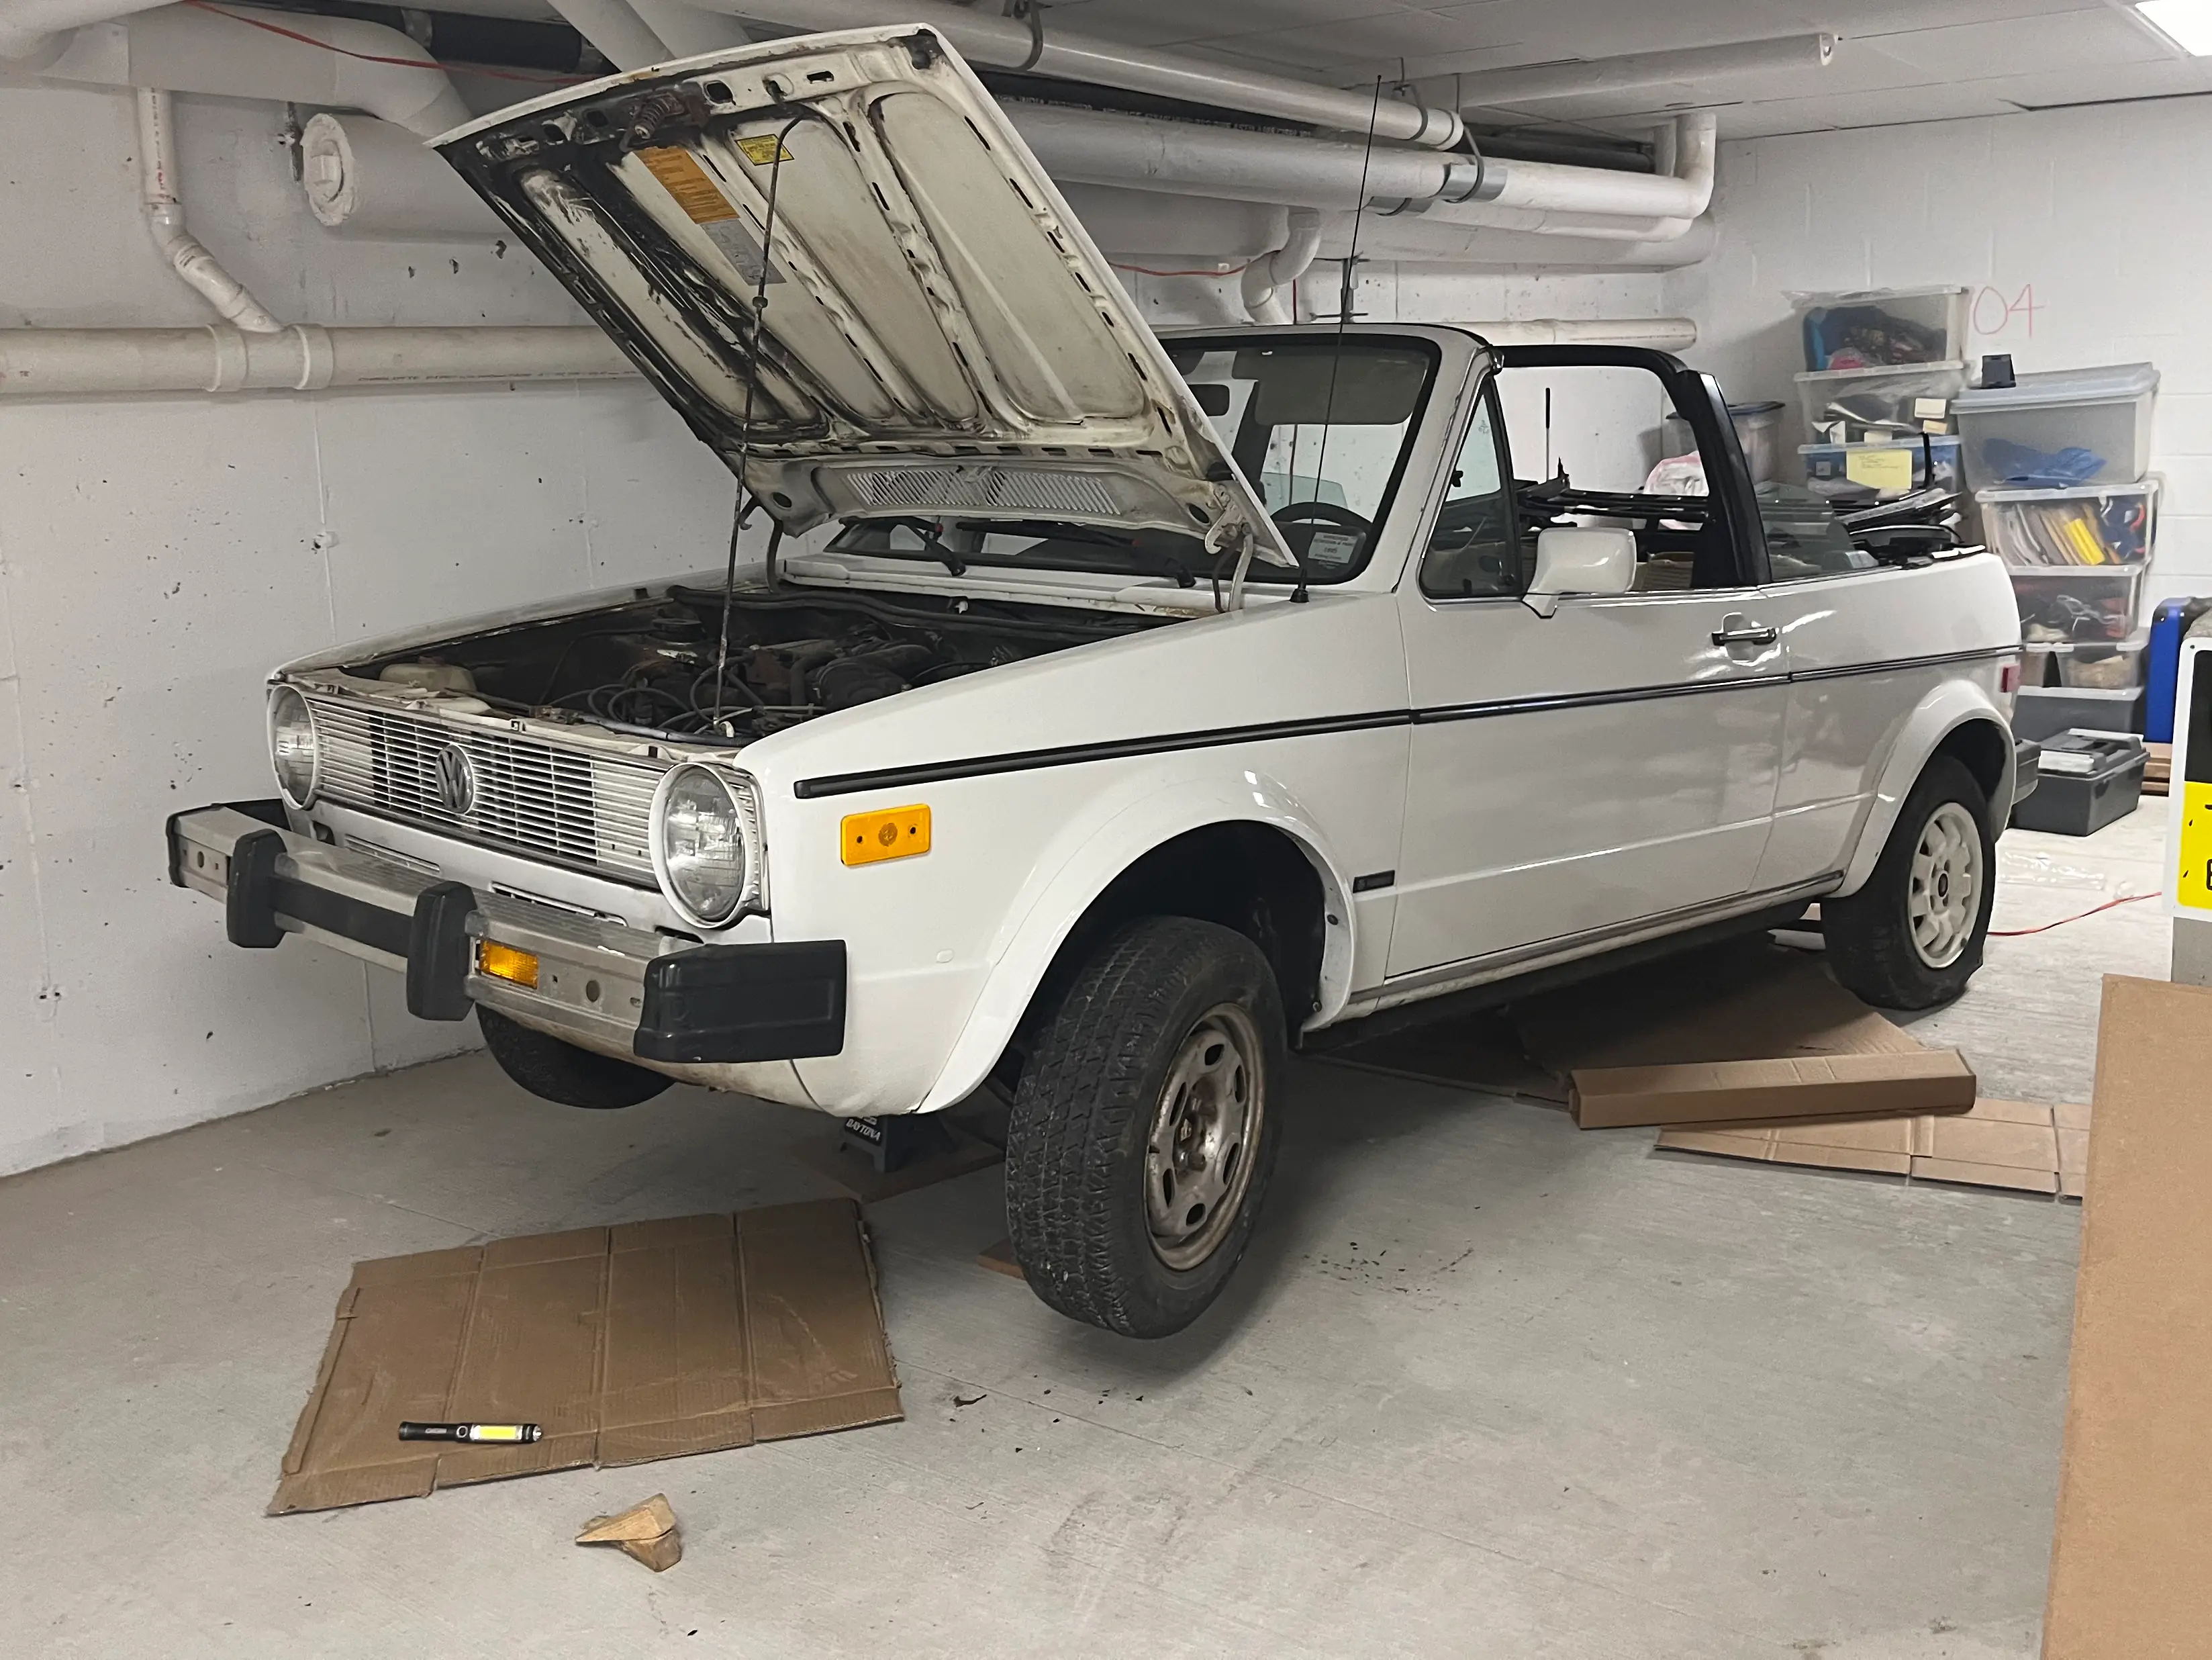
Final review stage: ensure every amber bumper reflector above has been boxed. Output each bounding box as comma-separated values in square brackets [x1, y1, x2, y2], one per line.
[841, 804, 931, 866]
[477, 940, 540, 989]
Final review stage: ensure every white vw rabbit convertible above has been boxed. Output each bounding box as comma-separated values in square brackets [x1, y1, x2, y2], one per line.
[168, 28, 2028, 1336]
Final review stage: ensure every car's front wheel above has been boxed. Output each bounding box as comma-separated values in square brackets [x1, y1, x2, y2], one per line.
[1823, 754, 1997, 1010]
[478, 1007, 674, 1109]
[1005, 917, 1286, 1338]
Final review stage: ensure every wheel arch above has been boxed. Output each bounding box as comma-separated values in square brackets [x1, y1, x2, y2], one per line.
[916, 780, 1356, 1112]
[1838, 680, 2016, 896]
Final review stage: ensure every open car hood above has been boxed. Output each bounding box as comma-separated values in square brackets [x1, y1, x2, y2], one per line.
[439, 28, 1290, 567]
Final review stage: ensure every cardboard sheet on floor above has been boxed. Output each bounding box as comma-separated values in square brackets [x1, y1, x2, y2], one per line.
[2043, 976, 2212, 1656]
[1572, 1048, 1977, 1129]
[1660, 1096, 2084, 1194]
[268, 1198, 901, 1515]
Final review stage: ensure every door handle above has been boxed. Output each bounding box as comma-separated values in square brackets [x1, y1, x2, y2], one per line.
[1712, 622, 1779, 647]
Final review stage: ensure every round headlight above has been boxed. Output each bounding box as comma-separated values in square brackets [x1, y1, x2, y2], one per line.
[269, 685, 319, 807]
[654, 764, 750, 927]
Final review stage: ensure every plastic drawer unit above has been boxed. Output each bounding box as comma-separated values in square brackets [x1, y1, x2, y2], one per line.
[1954, 362, 2158, 491]
[1796, 285, 1970, 372]
[1800, 436, 1962, 502]
[2014, 567, 2145, 647]
[1978, 478, 2157, 569]
[1795, 361, 1967, 446]
[2013, 685, 2148, 741]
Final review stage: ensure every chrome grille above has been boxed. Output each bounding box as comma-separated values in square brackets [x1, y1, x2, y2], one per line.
[305, 695, 667, 886]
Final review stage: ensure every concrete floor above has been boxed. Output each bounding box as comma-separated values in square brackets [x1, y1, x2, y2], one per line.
[1, 809, 2170, 1659]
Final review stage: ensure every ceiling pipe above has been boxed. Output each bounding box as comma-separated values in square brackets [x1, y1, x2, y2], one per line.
[542, 0, 671, 72]
[695, 0, 1463, 147]
[1443, 32, 1832, 109]
[628, 0, 752, 59]
[0, 324, 636, 396]
[1451, 317, 1696, 350]
[0, 0, 166, 60]
[1005, 102, 1712, 240]
[136, 86, 283, 331]
[40, 4, 471, 135]
[301, 113, 503, 237]
[1241, 207, 1320, 325]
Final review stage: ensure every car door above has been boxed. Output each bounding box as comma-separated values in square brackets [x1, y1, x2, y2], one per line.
[1386, 351, 1790, 981]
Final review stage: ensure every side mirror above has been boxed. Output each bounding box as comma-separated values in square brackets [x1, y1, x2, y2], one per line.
[1525, 526, 1637, 618]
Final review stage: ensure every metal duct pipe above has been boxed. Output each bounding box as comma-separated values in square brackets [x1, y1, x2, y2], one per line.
[1447, 33, 1832, 109]
[40, 4, 471, 136]
[300, 113, 503, 237]
[697, 0, 1463, 147]
[1241, 207, 1321, 325]
[137, 88, 283, 332]
[1468, 111, 1715, 225]
[0, 325, 636, 396]
[0, 0, 166, 60]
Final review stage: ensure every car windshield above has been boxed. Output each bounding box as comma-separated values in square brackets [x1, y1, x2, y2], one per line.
[824, 335, 1438, 588]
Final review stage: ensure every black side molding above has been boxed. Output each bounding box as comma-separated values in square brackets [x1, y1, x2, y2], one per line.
[635, 941, 847, 1065]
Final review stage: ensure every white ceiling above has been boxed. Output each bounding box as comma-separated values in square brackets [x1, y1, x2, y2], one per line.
[1040, 0, 2212, 139]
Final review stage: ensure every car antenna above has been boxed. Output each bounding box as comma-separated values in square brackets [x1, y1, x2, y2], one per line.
[1288, 77, 1384, 609]
[710, 105, 815, 730]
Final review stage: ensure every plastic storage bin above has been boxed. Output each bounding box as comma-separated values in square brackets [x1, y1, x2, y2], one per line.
[1977, 479, 2158, 567]
[1800, 436, 1961, 502]
[2013, 568, 2144, 645]
[1953, 362, 2158, 489]
[1796, 286, 1970, 371]
[1663, 400, 1785, 483]
[2009, 733, 2146, 835]
[1794, 361, 1967, 444]
[2056, 634, 2148, 690]
[2013, 686, 2146, 741]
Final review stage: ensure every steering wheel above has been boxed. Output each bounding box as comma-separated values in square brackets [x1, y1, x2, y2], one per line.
[1271, 500, 1374, 537]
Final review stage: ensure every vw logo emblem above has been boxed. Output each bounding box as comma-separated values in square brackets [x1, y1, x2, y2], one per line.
[433, 743, 477, 816]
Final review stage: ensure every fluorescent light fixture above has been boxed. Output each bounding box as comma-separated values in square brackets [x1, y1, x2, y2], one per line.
[2137, 0, 2212, 56]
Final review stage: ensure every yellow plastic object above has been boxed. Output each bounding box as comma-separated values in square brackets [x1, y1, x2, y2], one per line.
[477, 940, 540, 989]
[2180, 782, 2212, 915]
[841, 804, 931, 866]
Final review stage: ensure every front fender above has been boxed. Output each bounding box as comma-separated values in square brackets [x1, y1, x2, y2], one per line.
[1838, 678, 2015, 895]
[916, 770, 1358, 1112]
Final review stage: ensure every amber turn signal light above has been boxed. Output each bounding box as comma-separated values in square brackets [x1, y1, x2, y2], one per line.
[841, 804, 931, 866]
[476, 940, 540, 989]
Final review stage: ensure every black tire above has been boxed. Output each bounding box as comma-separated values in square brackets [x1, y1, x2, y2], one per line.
[1824, 755, 1997, 1011]
[477, 1007, 673, 1109]
[1005, 916, 1287, 1338]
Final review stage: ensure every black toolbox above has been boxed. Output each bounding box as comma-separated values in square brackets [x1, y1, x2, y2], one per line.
[2009, 731, 2147, 836]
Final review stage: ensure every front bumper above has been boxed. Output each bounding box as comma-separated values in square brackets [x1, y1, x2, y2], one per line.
[2013, 737, 2041, 809]
[166, 803, 845, 1068]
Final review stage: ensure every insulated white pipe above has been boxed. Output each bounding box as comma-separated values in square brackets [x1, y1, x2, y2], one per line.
[0, 325, 636, 395]
[696, 0, 1463, 147]
[1241, 207, 1320, 325]
[1449, 33, 1831, 109]
[628, 0, 751, 60]
[544, 0, 670, 72]
[0, 0, 166, 61]
[1008, 103, 1713, 240]
[1321, 214, 1719, 270]
[41, 5, 471, 136]
[300, 113, 503, 236]
[136, 88, 283, 332]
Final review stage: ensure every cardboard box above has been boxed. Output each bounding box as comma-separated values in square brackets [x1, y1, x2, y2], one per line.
[1661, 1097, 2082, 1194]
[2043, 977, 2212, 1657]
[269, 1199, 900, 1515]
[1570, 1049, 1977, 1129]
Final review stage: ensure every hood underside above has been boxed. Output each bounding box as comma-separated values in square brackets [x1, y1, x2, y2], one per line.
[439, 28, 1290, 566]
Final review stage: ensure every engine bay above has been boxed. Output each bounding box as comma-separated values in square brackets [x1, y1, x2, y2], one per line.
[345, 585, 1161, 743]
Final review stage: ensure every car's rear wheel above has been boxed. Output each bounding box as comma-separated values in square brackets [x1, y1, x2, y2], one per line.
[1823, 755, 1997, 1010]
[1005, 917, 1286, 1338]
[478, 1007, 673, 1109]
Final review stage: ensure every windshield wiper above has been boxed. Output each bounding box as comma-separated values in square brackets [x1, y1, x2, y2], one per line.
[876, 517, 965, 576]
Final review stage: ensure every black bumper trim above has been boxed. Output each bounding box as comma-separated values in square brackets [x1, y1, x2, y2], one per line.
[636, 940, 847, 1064]
[2013, 737, 2041, 804]
[218, 826, 477, 1020]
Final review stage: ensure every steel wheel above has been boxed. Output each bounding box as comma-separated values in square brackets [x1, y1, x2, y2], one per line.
[1907, 800, 1984, 970]
[1143, 1003, 1265, 1272]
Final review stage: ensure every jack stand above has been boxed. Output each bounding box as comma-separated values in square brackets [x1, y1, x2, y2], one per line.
[838, 1112, 953, 1176]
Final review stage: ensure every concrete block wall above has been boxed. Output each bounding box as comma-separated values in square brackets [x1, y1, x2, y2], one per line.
[1666, 95, 2212, 612]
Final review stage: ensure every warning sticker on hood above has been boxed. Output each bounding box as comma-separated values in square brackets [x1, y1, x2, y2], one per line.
[637, 144, 781, 284]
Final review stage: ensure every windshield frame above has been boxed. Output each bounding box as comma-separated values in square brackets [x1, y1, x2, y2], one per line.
[821, 331, 1445, 590]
